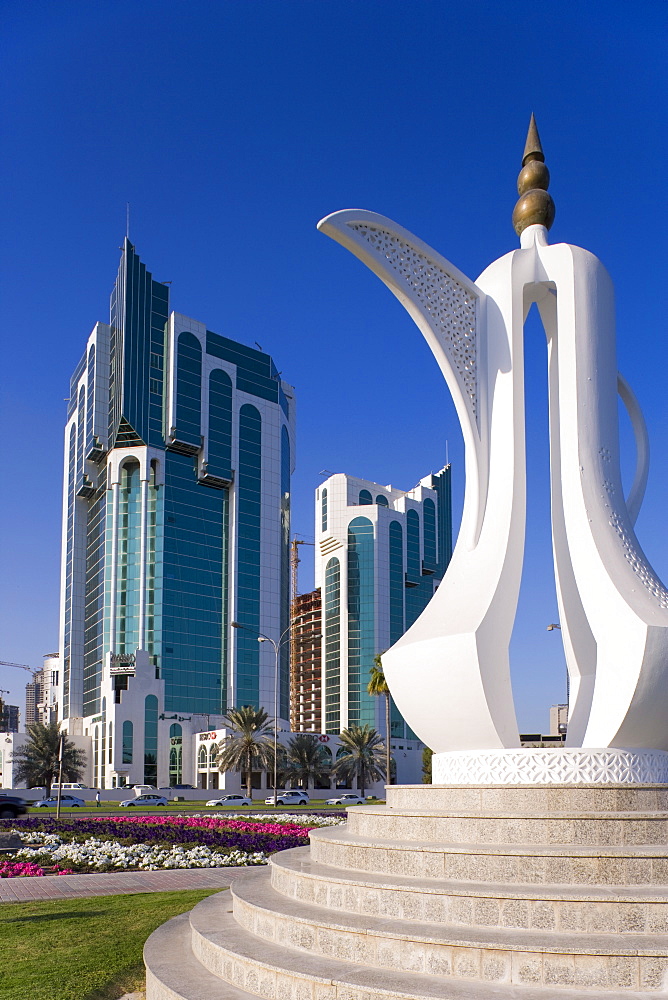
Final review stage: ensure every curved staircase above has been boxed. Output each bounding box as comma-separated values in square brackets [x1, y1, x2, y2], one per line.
[145, 785, 668, 998]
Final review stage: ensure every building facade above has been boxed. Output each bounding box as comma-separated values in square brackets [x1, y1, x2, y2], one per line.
[315, 468, 452, 741]
[289, 588, 322, 732]
[55, 239, 295, 788]
[24, 653, 60, 728]
[0, 705, 19, 733]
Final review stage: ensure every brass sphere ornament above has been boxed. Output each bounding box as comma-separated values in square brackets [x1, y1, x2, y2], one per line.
[512, 114, 555, 237]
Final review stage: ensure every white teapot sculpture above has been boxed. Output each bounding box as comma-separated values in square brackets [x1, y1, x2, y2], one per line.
[318, 117, 668, 775]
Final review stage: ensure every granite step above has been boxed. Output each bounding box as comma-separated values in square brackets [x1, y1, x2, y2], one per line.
[385, 785, 668, 815]
[309, 827, 668, 885]
[188, 883, 666, 996]
[229, 866, 667, 989]
[144, 900, 657, 1000]
[270, 847, 668, 934]
[346, 805, 668, 846]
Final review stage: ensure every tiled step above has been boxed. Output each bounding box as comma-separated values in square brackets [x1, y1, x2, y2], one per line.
[346, 805, 668, 846]
[184, 882, 665, 996]
[309, 827, 668, 885]
[270, 847, 668, 934]
[386, 785, 668, 815]
[229, 866, 667, 991]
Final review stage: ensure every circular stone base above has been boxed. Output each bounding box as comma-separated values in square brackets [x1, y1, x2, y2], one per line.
[432, 747, 668, 785]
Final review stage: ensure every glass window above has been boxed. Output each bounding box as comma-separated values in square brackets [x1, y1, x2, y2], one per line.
[321, 488, 328, 532]
[175, 332, 202, 446]
[358, 489, 372, 505]
[347, 517, 375, 728]
[122, 720, 133, 764]
[375, 494, 389, 507]
[144, 695, 158, 785]
[324, 557, 340, 733]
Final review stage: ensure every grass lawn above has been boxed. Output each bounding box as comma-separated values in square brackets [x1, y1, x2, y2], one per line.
[0, 889, 219, 1000]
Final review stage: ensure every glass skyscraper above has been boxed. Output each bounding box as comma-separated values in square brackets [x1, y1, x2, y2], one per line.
[315, 468, 452, 741]
[57, 240, 295, 788]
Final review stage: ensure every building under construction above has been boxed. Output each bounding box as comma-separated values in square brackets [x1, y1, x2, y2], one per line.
[289, 588, 322, 732]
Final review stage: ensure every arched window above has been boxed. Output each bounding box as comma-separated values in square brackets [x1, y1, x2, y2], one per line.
[108, 722, 113, 765]
[198, 746, 208, 768]
[76, 385, 86, 482]
[280, 426, 291, 720]
[86, 344, 95, 450]
[208, 369, 233, 479]
[169, 723, 182, 740]
[375, 494, 389, 507]
[358, 489, 372, 505]
[389, 521, 404, 644]
[237, 404, 262, 708]
[423, 498, 436, 565]
[324, 557, 341, 733]
[209, 742, 218, 767]
[144, 695, 158, 786]
[406, 509, 421, 579]
[122, 721, 133, 764]
[347, 516, 375, 727]
[175, 332, 202, 446]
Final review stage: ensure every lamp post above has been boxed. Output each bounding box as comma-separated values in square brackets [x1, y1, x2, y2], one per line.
[231, 621, 291, 807]
[546, 622, 569, 721]
[231, 620, 323, 806]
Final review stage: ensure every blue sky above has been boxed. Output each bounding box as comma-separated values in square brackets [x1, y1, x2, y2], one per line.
[1, 1, 666, 731]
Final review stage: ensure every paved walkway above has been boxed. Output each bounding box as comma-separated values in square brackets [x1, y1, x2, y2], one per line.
[0, 866, 249, 903]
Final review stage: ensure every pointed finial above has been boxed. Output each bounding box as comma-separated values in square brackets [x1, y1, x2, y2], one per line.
[512, 114, 555, 237]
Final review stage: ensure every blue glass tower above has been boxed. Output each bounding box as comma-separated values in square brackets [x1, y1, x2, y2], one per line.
[58, 241, 295, 788]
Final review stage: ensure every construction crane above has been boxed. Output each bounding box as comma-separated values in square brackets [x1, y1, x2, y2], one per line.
[290, 537, 315, 606]
[0, 660, 34, 674]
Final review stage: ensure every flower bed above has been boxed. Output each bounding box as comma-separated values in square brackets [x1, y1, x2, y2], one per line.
[2, 812, 345, 876]
[0, 859, 73, 878]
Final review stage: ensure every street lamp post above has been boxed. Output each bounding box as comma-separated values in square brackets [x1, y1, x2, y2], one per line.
[231, 620, 323, 806]
[546, 622, 569, 718]
[231, 621, 291, 807]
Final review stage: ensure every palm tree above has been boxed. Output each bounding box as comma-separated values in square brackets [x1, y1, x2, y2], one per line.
[280, 733, 331, 789]
[11, 722, 86, 798]
[216, 705, 276, 799]
[367, 654, 392, 788]
[333, 724, 386, 798]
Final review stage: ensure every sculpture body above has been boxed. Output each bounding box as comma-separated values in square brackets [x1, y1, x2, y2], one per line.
[318, 210, 668, 756]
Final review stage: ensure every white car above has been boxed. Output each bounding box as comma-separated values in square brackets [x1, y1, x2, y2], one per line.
[119, 793, 168, 807]
[206, 794, 252, 807]
[34, 794, 85, 808]
[326, 793, 367, 806]
[264, 790, 309, 806]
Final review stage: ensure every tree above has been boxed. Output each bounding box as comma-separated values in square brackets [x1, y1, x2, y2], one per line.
[11, 722, 86, 798]
[333, 724, 386, 798]
[279, 733, 331, 789]
[367, 654, 392, 787]
[216, 705, 276, 799]
[421, 746, 433, 784]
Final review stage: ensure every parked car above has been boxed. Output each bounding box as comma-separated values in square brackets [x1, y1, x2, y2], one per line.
[283, 788, 310, 800]
[264, 790, 309, 806]
[131, 784, 156, 795]
[61, 782, 87, 789]
[34, 794, 85, 808]
[0, 793, 27, 818]
[206, 794, 252, 807]
[326, 793, 367, 806]
[119, 793, 168, 807]
[158, 784, 195, 790]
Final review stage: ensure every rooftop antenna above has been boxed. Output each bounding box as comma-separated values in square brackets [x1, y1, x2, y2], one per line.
[126, 202, 130, 240]
[445, 439, 449, 466]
